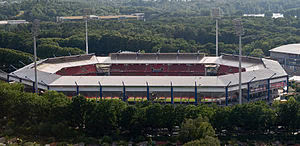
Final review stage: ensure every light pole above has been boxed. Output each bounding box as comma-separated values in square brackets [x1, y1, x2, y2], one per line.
[83, 9, 90, 55]
[212, 7, 221, 57]
[85, 18, 88, 54]
[32, 19, 40, 94]
[233, 18, 244, 105]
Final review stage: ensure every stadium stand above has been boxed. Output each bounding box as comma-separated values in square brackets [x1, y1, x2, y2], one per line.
[56, 64, 97, 76]
[109, 64, 206, 76]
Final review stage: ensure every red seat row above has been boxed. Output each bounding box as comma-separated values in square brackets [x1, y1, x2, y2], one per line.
[110, 64, 206, 75]
[56, 64, 97, 76]
[217, 65, 246, 76]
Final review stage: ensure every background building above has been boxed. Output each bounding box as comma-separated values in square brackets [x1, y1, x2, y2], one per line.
[270, 43, 300, 76]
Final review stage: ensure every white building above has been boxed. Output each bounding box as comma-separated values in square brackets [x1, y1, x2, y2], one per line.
[270, 44, 300, 76]
[243, 14, 265, 17]
[272, 13, 284, 19]
[0, 20, 29, 25]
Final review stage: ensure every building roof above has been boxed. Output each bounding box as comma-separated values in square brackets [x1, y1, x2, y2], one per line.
[37, 54, 98, 73]
[270, 44, 300, 55]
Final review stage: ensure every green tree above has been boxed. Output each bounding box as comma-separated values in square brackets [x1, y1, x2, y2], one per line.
[179, 116, 215, 144]
[250, 48, 264, 58]
[275, 97, 300, 135]
[69, 95, 90, 132]
[229, 102, 275, 136]
[144, 103, 163, 135]
[0, 48, 33, 72]
[183, 136, 220, 146]
[85, 100, 126, 138]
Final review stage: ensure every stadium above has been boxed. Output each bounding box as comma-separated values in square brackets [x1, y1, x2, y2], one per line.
[7, 52, 289, 105]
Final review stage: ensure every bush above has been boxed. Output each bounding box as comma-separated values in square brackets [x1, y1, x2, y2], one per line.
[183, 136, 220, 146]
[101, 136, 113, 144]
[179, 116, 215, 143]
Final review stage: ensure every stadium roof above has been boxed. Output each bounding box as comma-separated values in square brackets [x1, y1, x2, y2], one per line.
[8, 53, 288, 92]
[270, 44, 300, 55]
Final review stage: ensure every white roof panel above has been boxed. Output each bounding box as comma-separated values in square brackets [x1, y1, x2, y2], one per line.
[49, 76, 226, 87]
[270, 44, 300, 55]
[37, 55, 99, 73]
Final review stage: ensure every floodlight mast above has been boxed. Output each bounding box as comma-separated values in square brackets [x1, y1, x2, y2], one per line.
[32, 19, 40, 94]
[84, 9, 90, 55]
[233, 18, 244, 105]
[85, 18, 88, 54]
[212, 8, 221, 57]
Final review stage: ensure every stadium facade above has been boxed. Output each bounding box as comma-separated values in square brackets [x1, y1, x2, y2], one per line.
[270, 43, 300, 76]
[8, 53, 288, 105]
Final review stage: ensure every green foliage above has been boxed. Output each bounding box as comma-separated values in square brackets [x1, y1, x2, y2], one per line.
[69, 95, 90, 131]
[179, 116, 215, 144]
[0, 48, 33, 72]
[212, 102, 275, 139]
[274, 97, 300, 134]
[2, 82, 300, 143]
[183, 136, 220, 146]
[2, 12, 300, 72]
[250, 48, 264, 58]
[85, 100, 126, 138]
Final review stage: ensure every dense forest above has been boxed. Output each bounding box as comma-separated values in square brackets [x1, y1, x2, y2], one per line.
[2, 16, 300, 72]
[1, 82, 300, 145]
[3, 0, 300, 21]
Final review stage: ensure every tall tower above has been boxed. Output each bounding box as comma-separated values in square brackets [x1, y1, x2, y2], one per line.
[83, 8, 91, 55]
[32, 19, 40, 94]
[212, 7, 221, 57]
[233, 18, 244, 105]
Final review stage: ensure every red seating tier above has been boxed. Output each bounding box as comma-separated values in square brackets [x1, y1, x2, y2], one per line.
[56, 64, 97, 76]
[217, 65, 246, 76]
[110, 64, 206, 76]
